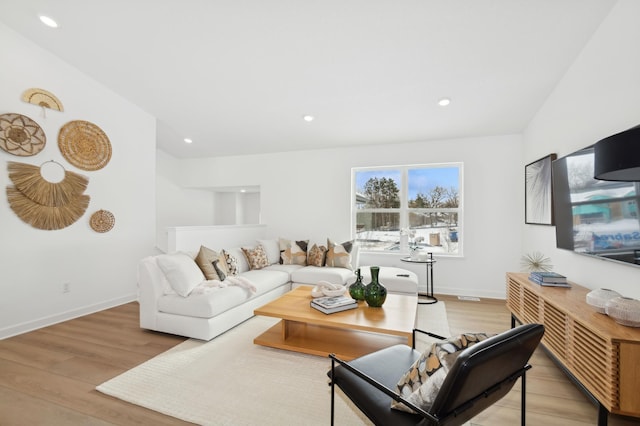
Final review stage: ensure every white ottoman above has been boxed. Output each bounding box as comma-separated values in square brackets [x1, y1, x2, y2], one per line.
[353, 266, 418, 295]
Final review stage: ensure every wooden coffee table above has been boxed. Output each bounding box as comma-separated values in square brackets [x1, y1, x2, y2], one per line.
[253, 286, 418, 360]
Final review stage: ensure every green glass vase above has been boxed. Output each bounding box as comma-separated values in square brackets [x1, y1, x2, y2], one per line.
[364, 266, 387, 307]
[349, 268, 365, 301]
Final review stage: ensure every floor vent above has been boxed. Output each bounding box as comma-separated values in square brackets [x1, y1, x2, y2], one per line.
[457, 296, 481, 302]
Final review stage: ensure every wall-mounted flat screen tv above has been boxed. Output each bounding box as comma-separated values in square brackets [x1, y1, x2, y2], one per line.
[552, 145, 640, 266]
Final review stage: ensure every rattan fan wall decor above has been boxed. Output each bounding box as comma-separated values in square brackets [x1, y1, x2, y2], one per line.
[7, 161, 88, 206]
[6, 161, 91, 230]
[7, 188, 90, 230]
[21, 88, 64, 112]
[90, 209, 115, 233]
[0, 113, 46, 157]
[58, 120, 112, 171]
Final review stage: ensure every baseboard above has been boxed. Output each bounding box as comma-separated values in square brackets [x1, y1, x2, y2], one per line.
[0, 294, 138, 340]
[427, 286, 506, 300]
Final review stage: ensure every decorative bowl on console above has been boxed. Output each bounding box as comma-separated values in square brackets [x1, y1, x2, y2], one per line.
[605, 296, 640, 327]
[586, 288, 622, 314]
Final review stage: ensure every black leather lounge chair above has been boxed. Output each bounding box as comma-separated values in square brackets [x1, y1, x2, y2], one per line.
[328, 323, 545, 425]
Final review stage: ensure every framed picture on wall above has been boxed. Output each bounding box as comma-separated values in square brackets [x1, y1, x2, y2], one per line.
[525, 153, 557, 225]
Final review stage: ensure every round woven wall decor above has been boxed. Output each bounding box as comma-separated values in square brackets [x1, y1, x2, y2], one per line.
[90, 209, 115, 233]
[0, 113, 46, 157]
[58, 120, 112, 171]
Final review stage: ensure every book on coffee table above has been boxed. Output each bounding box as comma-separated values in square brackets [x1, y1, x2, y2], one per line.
[312, 295, 357, 309]
[311, 300, 358, 315]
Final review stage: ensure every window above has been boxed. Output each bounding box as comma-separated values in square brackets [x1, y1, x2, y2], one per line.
[352, 163, 462, 256]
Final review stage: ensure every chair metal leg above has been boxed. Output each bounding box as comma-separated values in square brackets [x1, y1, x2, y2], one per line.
[521, 371, 526, 426]
[330, 358, 335, 426]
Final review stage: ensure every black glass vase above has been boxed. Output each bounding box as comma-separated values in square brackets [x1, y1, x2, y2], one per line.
[364, 266, 387, 307]
[349, 268, 365, 301]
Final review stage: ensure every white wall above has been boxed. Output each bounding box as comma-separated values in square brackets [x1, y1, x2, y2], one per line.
[160, 134, 523, 299]
[240, 192, 260, 225]
[0, 23, 157, 338]
[523, 0, 640, 298]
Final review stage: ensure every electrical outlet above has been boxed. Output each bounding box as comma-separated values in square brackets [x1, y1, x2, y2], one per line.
[457, 295, 480, 302]
[62, 282, 71, 293]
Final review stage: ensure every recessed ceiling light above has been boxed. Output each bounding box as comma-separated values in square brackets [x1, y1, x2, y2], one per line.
[303, 115, 314, 122]
[39, 15, 58, 28]
[184, 138, 193, 144]
[438, 98, 451, 107]
[240, 189, 246, 193]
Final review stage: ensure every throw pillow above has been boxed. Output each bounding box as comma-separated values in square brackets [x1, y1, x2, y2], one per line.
[257, 239, 280, 265]
[325, 239, 354, 269]
[278, 237, 289, 264]
[282, 240, 309, 266]
[242, 245, 269, 270]
[156, 252, 205, 297]
[307, 243, 327, 267]
[391, 332, 494, 413]
[194, 245, 224, 281]
[212, 258, 227, 281]
[222, 249, 239, 276]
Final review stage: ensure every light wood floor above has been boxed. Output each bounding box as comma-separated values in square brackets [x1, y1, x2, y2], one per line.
[0, 298, 638, 425]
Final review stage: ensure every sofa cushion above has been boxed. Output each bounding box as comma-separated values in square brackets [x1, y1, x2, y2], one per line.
[291, 266, 355, 286]
[325, 239, 354, 269]
[358, 266, 418, 295]
[156, 252, 205, 297]
[264, 263, 304, 278]
[257, 239, 280, 265]
[240, 269, 290, 291]
[307, 243, 327, 267]
[157, 269, 290, 319]
[142, 256, 175, 295]
[242, 245, 269, 270]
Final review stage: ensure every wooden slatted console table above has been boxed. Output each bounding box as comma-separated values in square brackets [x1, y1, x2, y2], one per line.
[506, 272, 640, 426]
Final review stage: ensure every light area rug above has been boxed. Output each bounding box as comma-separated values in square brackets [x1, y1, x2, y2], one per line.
[97, 302, 451, 426]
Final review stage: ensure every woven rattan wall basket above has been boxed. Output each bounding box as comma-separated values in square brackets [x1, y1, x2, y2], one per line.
[0, 113, 46, 157]
[58, 120, 112, 171]
[90, 209, 115, 233]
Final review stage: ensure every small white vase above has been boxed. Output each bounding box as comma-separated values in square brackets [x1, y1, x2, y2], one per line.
[586, 288, 621, 314]
[605, 297, 640, 327]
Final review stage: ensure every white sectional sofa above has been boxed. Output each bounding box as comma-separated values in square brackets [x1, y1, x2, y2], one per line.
[139, 225, 419, 341]
[138, 242, 359, 341]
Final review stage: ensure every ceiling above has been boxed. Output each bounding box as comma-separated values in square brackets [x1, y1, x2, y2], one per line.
[0, 0, 617, 159]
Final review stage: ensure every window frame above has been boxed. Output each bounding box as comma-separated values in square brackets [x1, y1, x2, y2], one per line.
[351, 162, 463, 257]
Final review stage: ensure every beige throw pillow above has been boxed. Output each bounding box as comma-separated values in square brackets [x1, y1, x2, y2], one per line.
[325, 239, 354, 269]
[195, 245, 224, 281]
[281, 240, 309, 266]
[257, 239, 280, 265]
[242, 245, 269, 270]
[307, 244, 327, 267]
